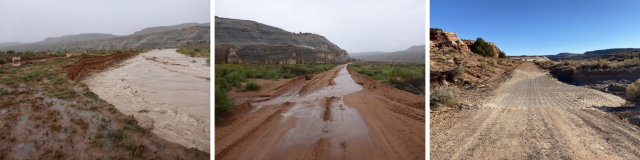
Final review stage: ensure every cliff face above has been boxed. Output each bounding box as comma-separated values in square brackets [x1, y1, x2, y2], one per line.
[0, 26, 209, 52]
[430, 28, 501, 58]
[132, 23, 210, 36]
[214, 16, 349, 64]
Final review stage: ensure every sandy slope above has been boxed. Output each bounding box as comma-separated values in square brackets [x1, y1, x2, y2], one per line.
[216, 64, 425, 159]
[431, 62, 640, 159]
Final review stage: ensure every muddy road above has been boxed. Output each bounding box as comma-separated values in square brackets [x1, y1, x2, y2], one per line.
[82, 49, 210, 152]
[216, 64, 425, 159]
[431, 62, 640, 159]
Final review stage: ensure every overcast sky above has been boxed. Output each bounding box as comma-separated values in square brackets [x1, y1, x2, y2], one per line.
[215, 0, 425, 53]
[0, 0, 210, 43]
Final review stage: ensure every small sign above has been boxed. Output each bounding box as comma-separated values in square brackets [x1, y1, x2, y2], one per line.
[12, 57, 20, 67]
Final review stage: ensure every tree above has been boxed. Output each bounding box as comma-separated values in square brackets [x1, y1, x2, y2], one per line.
[499, 51, 507, 59]
[7, 50, 15, 54]
[471, 37, 495, 57]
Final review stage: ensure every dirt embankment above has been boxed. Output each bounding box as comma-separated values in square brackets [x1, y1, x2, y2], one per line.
[431, 62, 640, 159]
[216, 64, 425, 159]
[62, 52, 140, 81]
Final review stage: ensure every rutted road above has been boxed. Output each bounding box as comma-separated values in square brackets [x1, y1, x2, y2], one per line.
[431, 62, 640, 159]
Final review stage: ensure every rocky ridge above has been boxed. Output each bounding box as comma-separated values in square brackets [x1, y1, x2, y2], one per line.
[430, 28, 501, 58]
[214, 16, 349, 64]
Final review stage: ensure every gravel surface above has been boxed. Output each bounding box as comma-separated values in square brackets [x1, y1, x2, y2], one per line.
[431, 62, 640, 159]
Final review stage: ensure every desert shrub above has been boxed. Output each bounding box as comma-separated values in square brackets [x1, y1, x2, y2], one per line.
[447, 65, 464, 79]
[364, 70, 375, 77]
[0, 88, 8, 95]
[471, 37, 495, 57]
[305, 75, 312, 80]
[430, 86, 460, 109]
[373, 74, 384, 80]
[6, 50, 15, 54]
[25, 50, 34, 56]
[244, 81, 260, 91]
[225, 71, 246, 88]
[266, 69, 280, 80]
[0, 58, 5, 65]
[282, 72, 296, 79]
[245, 68, 257, 79]
[215, 85, 235, 122]
[626, 79, 640, 102]
[447, 48, 458, 54]
[499, 51, 507, 59]
[299, 66, 312, 74]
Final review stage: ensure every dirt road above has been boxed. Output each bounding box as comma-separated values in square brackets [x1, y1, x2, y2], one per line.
[431, 62, 640, 159]
[216, 64, 425, 159]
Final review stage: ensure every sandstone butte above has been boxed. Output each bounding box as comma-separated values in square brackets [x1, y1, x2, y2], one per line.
[430, 28, 502, 58]
[214, 16, 350, 64]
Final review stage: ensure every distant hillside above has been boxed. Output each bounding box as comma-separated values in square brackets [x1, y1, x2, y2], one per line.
[41, 33, 118, 43]
[215, 16, 349, 64]
[545, 48, 640, 61]
[132, 23, 210, 36]
[351, 45, 425, 62]
[349, 51, 385, 56]
[0, 42, 23, 47]
[0, 24, 210, 52]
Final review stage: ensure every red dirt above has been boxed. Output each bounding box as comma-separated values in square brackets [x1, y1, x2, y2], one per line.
[216, 64, 425, 159]
[62, 52, 140, 81]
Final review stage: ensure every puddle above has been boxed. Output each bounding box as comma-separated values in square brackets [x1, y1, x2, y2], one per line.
[257, 64, 374, 156]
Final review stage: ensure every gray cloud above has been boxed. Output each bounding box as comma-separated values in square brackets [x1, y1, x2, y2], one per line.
[215, 0, 425, 53]
[0, 0, 210, 43]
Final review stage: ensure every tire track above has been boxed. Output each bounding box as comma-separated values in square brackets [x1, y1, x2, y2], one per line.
[431, 62, 640, 159]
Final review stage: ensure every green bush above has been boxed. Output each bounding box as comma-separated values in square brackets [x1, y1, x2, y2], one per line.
[499, 51, 507, 59]
[471, 37, 495, 57]
[430, 86, 460, 109]
[244, 81, 260, 91]
[0, 58, 5, 65]
[627, 79, 640, 102]
[215, 85, 235, 122]
[1, 88, 8, 95]
[245, 68, 257, 79]
[365, 70, 375, 77]
[266, 69, 280, 80]
[225, 71, 246, 88]
[282, 72, 296, 79]
[373, 74, 384, 80]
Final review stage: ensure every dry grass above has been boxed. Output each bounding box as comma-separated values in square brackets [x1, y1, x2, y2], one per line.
[430, 86, 461, 109]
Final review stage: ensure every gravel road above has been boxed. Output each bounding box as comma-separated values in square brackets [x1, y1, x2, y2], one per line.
[431, 62, 640, 159]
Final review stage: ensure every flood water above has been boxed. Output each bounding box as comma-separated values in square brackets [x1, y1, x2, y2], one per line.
[256, 65, 375, 157]
[82, 49, 210, 152]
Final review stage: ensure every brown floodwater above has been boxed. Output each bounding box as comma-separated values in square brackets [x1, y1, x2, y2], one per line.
[256, 65, 375, 157]
[82, 49, 210, 152]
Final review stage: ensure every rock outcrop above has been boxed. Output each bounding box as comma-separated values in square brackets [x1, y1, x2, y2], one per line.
[214, 16, 349, 64]
[430, 28, 502, 58]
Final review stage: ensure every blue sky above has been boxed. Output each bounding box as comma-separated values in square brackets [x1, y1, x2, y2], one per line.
[430, 0, 640, 56]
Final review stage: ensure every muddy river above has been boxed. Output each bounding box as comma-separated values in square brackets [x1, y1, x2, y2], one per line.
[82, 49, 210, 152]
